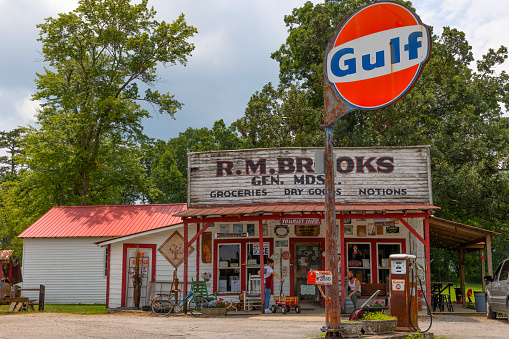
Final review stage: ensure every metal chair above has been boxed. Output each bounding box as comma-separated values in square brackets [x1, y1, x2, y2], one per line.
[243, 274, 262, 311]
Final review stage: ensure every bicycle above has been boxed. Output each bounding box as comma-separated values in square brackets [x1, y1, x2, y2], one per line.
[150, 291, 206, 316]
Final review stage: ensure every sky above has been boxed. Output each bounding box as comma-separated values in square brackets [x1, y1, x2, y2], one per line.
[1, 0, 509, 141]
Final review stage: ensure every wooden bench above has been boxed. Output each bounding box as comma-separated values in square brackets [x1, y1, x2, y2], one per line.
[358, 283, 388, 306]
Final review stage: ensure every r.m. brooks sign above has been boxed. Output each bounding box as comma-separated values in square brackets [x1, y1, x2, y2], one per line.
[187, 146, 432, 207]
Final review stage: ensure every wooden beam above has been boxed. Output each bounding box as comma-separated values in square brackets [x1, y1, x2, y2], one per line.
[425, 215, 432, 305]
[398, 217, 426, 244]
[259, 220, 265, 313]
[486, 234, 493, 276]
[459, 247, 466, 308]
[481, 253, 486, 292]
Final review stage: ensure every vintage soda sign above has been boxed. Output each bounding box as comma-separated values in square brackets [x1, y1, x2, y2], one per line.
[326, 1, 431, 110]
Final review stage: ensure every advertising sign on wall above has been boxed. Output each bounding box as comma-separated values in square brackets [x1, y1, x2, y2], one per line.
[187, 146, 431, 207]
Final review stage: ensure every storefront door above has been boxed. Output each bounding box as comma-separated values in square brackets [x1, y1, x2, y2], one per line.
[294, 242, 322, 305]
[125, 248, 151, 308]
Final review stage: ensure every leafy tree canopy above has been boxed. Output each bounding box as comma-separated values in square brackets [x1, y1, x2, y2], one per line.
[0, 0, 197, 255]
[239, 0, 509, 278]
[142, 119, 248, 204]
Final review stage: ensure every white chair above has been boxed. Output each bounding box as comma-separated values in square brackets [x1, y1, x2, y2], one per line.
[243, 274, 262, 311]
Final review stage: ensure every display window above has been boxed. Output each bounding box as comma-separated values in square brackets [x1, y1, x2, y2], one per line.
[347, 242, 371, 283]
[213, 237, 274, 294]
[344, 238, 406, 284]
[217, 243, 241, 292]
[377, 243, 402, 283]
[245, 242, 270, 287]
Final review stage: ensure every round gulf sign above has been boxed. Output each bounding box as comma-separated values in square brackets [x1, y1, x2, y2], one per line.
[326, 1, 431, 110]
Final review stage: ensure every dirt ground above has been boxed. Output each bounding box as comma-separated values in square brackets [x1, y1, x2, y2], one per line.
[0, 311, 507, 338]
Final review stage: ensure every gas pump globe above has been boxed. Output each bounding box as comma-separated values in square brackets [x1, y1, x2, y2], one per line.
[389, 254, 419, 332]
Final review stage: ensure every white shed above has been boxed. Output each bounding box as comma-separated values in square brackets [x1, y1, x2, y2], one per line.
[18, 204, 186, 304]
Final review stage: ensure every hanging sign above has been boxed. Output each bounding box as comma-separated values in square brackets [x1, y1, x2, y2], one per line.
[281, 217, 321, 225]
[325, 1, 431, 111]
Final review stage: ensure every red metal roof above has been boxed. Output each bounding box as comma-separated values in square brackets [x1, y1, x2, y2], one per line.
[175, 203, 439, 218]
[18, 204, 187, 238]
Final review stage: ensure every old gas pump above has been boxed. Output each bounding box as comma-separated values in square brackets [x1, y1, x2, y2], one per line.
[389, 254, 419, 332]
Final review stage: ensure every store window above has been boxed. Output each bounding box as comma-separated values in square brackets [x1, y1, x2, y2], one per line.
[377, 243, 401, 283]
[347, 243, 371, 283]
[218, 244, 241, 292]
[245, 242, 270, 289]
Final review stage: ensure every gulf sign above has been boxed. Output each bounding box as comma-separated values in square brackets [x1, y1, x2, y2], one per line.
[326, 1, 431, 110]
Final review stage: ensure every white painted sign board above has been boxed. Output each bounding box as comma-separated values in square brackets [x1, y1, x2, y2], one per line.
[187, 146, 432, 207]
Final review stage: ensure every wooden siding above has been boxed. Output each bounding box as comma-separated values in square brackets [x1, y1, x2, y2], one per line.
[107, 227, 202, 309]
[106, 219, 427, 308]
[21, 238, 107, 304]
[188, 146, 432, 207]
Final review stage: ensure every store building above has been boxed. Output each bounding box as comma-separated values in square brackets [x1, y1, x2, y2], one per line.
[175, 146, 438, 308]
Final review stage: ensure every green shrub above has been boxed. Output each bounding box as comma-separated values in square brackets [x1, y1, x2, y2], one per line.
[362, 311, 397, 320]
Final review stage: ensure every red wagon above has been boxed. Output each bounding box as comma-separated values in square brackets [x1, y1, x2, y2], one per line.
[271, 296, 301, 314]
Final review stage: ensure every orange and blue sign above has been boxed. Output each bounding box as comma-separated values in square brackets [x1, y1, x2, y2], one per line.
[326, 1, 431, 110]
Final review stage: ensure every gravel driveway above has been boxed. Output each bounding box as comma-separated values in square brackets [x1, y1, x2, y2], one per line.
[1, 312, 507, 338]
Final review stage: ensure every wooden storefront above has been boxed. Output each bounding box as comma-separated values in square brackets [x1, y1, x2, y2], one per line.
[176, 146, 439, 307]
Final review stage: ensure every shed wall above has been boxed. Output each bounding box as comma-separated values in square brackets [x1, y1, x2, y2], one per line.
[21, 237, 108, 304]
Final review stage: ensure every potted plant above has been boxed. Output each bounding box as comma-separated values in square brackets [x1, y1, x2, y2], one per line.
[339, 321, 363, 337]
[200, 299, 228, 316]
[361, 312, 397, 335]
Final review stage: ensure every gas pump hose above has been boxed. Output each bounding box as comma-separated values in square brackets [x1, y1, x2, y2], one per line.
[409, 265, 433, 333]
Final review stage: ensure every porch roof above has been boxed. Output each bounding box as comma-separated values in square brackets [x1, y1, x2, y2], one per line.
[429, 216, 500, 250]
[175, 202, 439, 218]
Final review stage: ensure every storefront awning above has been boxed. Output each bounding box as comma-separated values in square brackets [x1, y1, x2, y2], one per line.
[175, 203, 439, 218]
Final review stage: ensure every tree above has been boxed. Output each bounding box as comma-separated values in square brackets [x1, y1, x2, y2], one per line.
[240, 0, 509, 281]
[141, 120, 248, 203]
[0, 128, 24, 180]
[20, 0, 196, 207]
[234, 83, 323, 147]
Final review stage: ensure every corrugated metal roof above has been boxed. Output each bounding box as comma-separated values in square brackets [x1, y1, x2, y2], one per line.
[18, 204, 187, 238]
[175, 203, 439, 218]
[429, 216, 500, 250]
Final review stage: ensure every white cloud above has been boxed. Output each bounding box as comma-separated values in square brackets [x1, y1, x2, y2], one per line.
[15, 94, 40, 122]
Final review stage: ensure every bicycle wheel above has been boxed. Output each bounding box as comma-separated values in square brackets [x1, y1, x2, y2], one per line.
[187, 297, 203, 316]
[151, 294, 174, 316]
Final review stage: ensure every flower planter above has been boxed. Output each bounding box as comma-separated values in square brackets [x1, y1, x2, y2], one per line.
[361, 319, 397, 335]
[340, 322, 363, 338]
[201, 307, 228, 316]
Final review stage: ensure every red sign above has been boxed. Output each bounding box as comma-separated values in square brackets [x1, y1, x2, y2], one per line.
[326, 1, 431, 110]
[281, 251, 291, 260]
[307, 270, 333, 285]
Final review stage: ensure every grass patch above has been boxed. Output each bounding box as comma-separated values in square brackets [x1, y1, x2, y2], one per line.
[448, 283, 484, 303]
[44, 304, 108, 314]
[0, 304, 107, 315]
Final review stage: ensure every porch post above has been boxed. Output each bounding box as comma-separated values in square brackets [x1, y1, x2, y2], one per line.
[196, 223, 200, 281]
[259, 220, 265, 312]
[340, 218, 345, 312]
[184, 220, 188, 295]
[481, 252, 486, 292]
[459, 247, 466, 307]
[424, 215, 432, 305]
[486, 234, 493, 276]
